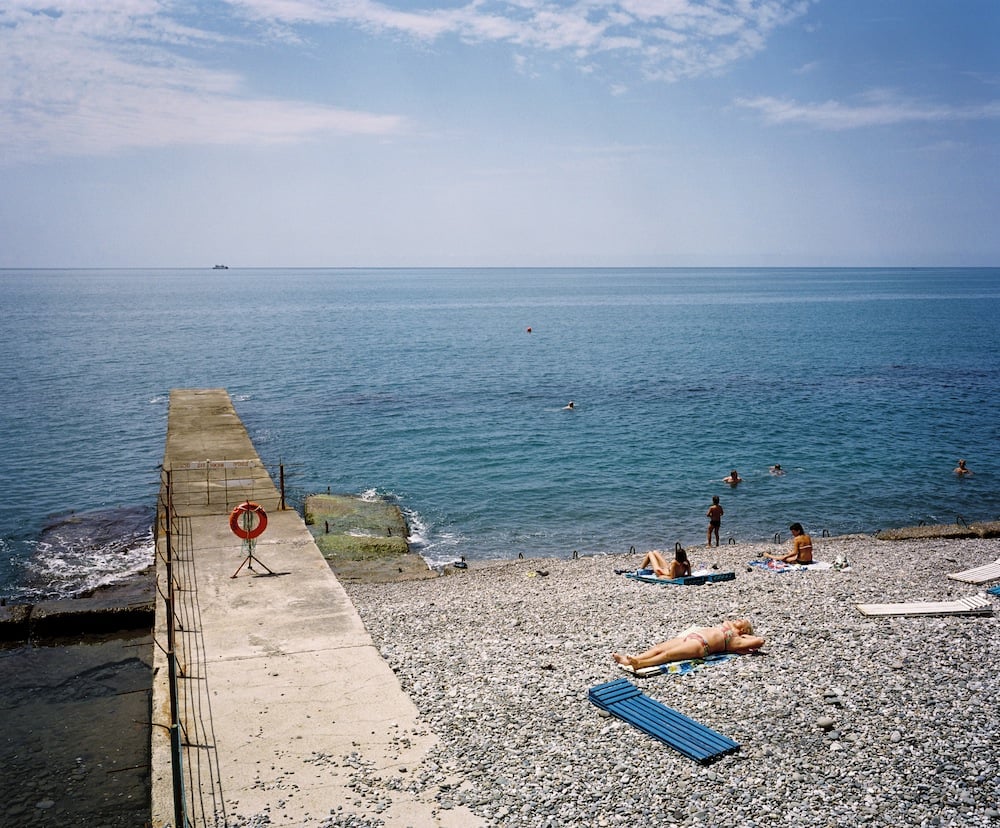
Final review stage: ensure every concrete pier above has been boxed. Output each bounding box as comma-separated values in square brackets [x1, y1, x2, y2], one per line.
[151, 389, 480, 827]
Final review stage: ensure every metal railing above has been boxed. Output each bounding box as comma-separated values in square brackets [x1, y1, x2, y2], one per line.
[155, 467, 190, 828]
[153, 460, 290, 826]
[163, 459, 277, 512]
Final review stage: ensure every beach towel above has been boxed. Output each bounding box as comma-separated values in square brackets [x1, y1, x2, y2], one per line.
[625, 570, 736, 586]
[617, 652, 737, 678]
[947, 558, 1000, 585]
[748, 560, 833, 573]
[589, 678, 739, 764]
[855, 594, 993, 618]
[987, 585, 1000, 597]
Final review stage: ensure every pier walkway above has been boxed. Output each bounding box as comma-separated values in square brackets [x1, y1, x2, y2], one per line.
[151, 389, 480, 827]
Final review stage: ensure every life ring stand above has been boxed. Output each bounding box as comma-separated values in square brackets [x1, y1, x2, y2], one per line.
[229, 501, 268, 540]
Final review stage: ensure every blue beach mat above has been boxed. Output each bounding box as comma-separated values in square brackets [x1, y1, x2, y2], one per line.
[988, 585, 1000, 597]
[625, 569, 736, 586]
[589, 678, 740, 764]
[617, 652, 737, 678]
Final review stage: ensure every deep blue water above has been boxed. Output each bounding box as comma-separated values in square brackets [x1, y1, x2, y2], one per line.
[1, 267, 998, 600]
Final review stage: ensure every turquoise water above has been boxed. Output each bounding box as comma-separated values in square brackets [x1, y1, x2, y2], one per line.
[1, 267, 998, 600]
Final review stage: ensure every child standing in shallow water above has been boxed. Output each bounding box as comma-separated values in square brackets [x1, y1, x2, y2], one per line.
[706, 496, 723, 546]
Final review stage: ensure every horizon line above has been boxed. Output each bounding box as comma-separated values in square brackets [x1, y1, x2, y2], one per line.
[2, 264, 998, 272]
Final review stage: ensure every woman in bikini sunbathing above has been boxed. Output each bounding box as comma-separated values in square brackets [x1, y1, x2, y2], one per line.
[765, 522, 813, 564]
[639, 547, 691, 578]
[611, 619, 764, 671]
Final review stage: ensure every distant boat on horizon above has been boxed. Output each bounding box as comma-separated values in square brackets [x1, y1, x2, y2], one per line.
[212, 264, 229, 269]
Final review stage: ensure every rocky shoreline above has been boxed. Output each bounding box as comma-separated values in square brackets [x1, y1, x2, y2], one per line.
[343, 533, 1000, 827]
[0, 566, 155, 645]
[4, 522, 996, 644]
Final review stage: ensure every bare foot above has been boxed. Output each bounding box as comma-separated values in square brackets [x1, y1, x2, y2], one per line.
[611, 653, 630, 666]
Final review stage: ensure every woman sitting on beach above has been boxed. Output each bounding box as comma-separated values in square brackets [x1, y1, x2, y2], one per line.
[765, 522, 813, 564]
[640, 547, 691, 578]
[612, 619, 764, 671]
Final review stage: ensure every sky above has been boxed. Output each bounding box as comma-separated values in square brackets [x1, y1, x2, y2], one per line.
[1, 0, 998, 268]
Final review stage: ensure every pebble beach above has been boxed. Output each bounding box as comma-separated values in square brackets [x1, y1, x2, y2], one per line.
[344, 535, 1000, 828]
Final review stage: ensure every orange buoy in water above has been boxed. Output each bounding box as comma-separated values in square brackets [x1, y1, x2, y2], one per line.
[229, 501, 268, 540]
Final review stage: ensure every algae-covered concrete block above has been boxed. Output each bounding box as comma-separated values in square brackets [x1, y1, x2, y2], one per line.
[303, 493, 436, 582]
[304, 493, 410, 561]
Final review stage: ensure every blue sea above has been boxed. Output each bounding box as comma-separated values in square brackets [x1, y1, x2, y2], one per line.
[1, 267, 998, 601]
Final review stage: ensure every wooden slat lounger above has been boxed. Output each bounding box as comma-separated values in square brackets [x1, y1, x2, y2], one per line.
[855, 594, 993, 618]
[947, 558, 1000, 585]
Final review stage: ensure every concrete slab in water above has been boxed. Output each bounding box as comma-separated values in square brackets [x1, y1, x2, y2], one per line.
[304, 492, 437, 583]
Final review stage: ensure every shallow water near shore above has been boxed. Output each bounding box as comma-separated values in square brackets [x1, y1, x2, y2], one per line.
[1, 267, 998, 599]
[0, 633, 152, 827]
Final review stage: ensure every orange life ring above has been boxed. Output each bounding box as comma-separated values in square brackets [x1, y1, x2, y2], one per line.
[229, 501, 268, 540]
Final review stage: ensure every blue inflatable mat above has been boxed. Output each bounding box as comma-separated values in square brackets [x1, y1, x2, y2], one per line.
[589, 678, 739, 764]
[988, 585, 1000, 597]
[626, 570, 735, 586]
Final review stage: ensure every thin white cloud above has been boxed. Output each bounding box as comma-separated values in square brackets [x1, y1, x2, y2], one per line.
[736, 90, 1000, 130]
[0, 0, 811, 163]
[0, 2, 405, 163]
[230, 0, 812, 79]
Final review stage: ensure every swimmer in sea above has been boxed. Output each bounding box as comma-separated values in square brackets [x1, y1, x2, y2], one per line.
[612, 619, 764, 670]
[954, 459, 972, 476]
[563, 401, 575, 410]
[769, 464, 785, 475]
[724, 469, 742, 486]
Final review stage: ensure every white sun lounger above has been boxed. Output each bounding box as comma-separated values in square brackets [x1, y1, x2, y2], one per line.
[856, 594, 993, 618]
[947, 558, 1000, 585]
